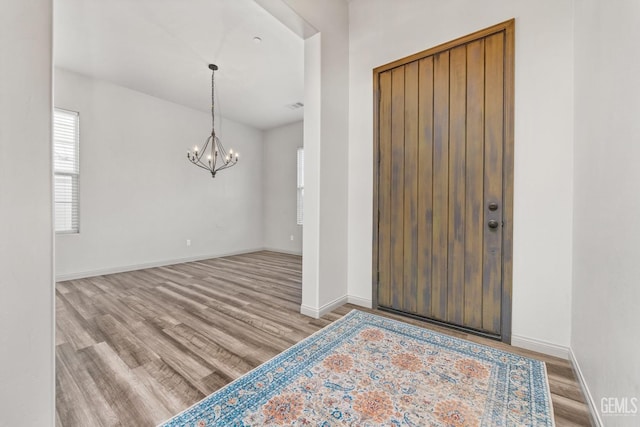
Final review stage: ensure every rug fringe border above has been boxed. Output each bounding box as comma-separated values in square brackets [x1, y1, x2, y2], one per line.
[542, 361, 556, 427]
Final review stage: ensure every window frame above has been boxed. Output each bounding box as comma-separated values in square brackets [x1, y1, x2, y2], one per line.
[297, 147, 304, 226]
[53, 108, 80, 234]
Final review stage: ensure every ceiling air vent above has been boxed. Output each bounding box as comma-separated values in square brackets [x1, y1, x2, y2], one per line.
[286, 102, 304, 110]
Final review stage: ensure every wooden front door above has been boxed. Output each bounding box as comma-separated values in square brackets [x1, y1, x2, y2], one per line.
[373, 20, 515, 342]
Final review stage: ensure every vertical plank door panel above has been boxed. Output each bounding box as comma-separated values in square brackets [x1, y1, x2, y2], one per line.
[447, 45, 467, 326]
[403, 61, 419, 314]
[416, 57, 434, 319]
[501, 21, 516, 344]
[390, 67, 406, 311]
[377, 71, 393, 308]
[464, 39, 485, 329]
[482, 32, 505, 334]
[431, 51, 450, 322]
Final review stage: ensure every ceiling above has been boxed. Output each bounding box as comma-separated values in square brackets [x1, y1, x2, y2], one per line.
[54, 0, 304, 130]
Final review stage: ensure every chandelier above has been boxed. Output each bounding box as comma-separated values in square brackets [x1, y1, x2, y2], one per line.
[187, 64, 239, 178]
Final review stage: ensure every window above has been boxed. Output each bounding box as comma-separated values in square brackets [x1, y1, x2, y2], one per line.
[53, 108, 80, 233]
[297, 147, 304, 225]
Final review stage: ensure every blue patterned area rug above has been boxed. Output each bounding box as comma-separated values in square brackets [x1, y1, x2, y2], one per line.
[160, 310, 554, 426]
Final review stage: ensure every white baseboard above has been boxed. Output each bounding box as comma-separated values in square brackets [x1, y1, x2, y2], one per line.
[300, 295, 348, 319]
[569, 348, 603, 427]
[55, 247, 265, 282]
[261, 247, 303, 256]
[347, 295, 372, 308]
[299, 304, 319, 318]
[511, 334, 570, 359]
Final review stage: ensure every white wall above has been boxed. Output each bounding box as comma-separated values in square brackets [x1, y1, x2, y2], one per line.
[0, 0, 54, 425]
[300, 33, 322, 311]
[347, 0, 575, 347]
[263, 121, 303, 254]
[54, 69, 264, 279]
[572, 0, 640, 424]
[281, 0, 351, 316]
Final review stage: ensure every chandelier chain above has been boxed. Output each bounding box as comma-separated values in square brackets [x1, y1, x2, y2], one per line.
[211, 70, 215, 133]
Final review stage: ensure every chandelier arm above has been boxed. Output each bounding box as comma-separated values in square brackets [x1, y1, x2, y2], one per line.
[191, 162, 212, 172]
[190, 155, 211, 167]
[193, 136, 213, 163]
[214, 160, 238, 173]
[214, 136, 228, 158]
[193, 156, 209, 167]
[218, 152, 234, 166]
[189, 157, 213, 170]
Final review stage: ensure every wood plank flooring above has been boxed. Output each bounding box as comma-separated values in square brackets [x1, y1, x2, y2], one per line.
[56, 251, 592, 426]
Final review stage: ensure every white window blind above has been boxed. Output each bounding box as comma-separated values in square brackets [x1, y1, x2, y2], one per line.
[297, 147, 304, 225]
[54, 108, 80, 233]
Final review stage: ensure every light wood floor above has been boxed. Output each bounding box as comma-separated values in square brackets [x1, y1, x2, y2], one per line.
[56, 251, 592, 426]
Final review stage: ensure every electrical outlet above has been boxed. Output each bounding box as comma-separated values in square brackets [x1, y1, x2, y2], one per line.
[186, 239, 191, 247]
[290, 235, 294, 241]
